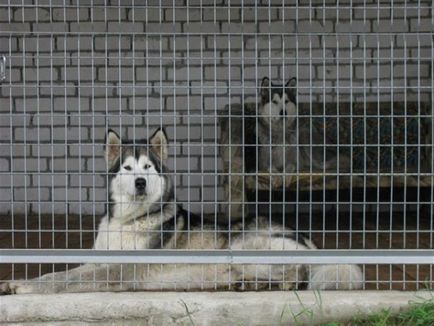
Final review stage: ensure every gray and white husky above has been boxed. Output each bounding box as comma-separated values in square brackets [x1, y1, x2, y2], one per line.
[257, 76, 299, 175]
[257, 77, 335, 179]
[1, 128, 362, 294]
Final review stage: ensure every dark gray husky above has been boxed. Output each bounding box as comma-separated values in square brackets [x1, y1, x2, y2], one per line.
[257, 77, 344, 180]
[1, 128, 362, 294]
[257, 76, 299, 175]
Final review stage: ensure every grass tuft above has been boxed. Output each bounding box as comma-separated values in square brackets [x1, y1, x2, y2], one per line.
[323, 299, 434, 326]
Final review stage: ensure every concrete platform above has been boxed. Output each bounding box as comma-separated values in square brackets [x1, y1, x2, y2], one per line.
[1, 291, 432, 325]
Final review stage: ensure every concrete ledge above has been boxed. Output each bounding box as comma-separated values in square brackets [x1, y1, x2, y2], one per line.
[1, 291, 432, 325]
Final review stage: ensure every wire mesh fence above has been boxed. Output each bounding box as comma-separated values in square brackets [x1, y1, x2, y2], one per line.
[0, 0, 433, 292]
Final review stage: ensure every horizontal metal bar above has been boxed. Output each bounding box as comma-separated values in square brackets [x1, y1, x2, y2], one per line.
[1, 249, 433, 265]
[0, 4, 429, 9]
[3, 113, 434, 118]
[3, 84, 434, 89]
[0, 172, 433, 177]
[2, 230, 434, 234]
[5, 55, 434, 61]
[1, 198, 433, 205]
[1, 31, 433, 35]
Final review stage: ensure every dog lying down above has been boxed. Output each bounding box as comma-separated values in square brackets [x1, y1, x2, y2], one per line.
[0, 128, 363, 294]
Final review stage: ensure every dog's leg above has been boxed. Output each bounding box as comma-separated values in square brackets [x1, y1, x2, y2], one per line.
[231, 264, 305, 291]
[230, 235, 307, 291]
[0, 264, 124, 294]
[130, 264, 233, 291]
[1, 264, 235, 293]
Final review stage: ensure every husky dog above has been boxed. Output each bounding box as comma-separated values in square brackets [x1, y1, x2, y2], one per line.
[257, 77, 299, 176]
[1, 128, 362, 294]
[257, 77, 336, 180]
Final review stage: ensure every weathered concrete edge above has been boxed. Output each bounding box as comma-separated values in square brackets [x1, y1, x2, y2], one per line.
[1, 291, 433, 325]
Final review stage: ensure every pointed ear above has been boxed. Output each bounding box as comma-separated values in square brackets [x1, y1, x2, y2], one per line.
[260, 77, 270, 99]
[105, 129, 121, 169]
[286, 77, 297, 87]
[149, 128, 169, 161]
[261, 77, 270, 88]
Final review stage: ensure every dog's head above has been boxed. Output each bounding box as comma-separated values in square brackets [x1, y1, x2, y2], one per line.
[259, 77, 297, 124]
[105, 128, 170, 214]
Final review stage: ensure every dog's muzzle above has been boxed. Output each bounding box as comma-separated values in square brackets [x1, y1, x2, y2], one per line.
[135, 178, 147, 195]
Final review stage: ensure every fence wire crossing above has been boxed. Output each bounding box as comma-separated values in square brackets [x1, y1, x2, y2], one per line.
[0, 1, 433, 292]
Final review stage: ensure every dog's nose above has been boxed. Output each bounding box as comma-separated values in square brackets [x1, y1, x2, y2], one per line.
[280, 109, 286, 116]
[135, 178, 146, 191]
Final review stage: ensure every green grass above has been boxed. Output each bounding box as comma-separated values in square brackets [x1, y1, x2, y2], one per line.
[324, 299, 434, 326]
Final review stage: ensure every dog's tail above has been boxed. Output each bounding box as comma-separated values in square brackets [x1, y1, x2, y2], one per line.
[307, 264, 364, 290]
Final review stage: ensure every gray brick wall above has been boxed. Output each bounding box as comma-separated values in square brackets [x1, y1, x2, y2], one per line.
[0, 1, 432, 216]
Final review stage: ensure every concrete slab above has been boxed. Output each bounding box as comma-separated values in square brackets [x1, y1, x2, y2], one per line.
[1, 291, 433, 325]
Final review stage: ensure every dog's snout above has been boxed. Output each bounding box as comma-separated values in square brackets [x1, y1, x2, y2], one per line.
[135, 178, 146, 190]
[280, 109, 286, 116]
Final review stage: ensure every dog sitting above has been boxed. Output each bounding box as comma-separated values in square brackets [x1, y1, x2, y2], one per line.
[257, 77, 342, 186]
[0, 128, 362, 294]
[257, 76, 299, 177]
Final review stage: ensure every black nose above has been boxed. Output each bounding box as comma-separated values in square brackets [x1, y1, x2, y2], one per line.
[280, 109, 285, 116]
[135, 178, 146, 191]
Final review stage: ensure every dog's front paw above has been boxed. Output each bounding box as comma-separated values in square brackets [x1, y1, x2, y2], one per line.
[271, 175, 284, 188]
[1, 281, 21, 294]
[0, 282, 12, 294]
[278, 281, 295, 291]
[0, 281, 40, 295]
[234, 280, 268, 291]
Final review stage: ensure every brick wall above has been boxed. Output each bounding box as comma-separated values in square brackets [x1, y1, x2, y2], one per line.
[0, 0, 432, 216]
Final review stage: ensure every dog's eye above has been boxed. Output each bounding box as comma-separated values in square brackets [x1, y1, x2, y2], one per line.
[124, 165, 132, 171]
[285, 99, 289, 104]
[144, 164, 151, 170]
[272, 100, 278, 104]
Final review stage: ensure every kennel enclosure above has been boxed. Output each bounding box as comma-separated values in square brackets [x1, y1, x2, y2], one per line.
[0, 1, 434, 291]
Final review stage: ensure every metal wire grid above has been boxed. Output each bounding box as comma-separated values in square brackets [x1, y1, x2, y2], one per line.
[0, 1, 433, 291]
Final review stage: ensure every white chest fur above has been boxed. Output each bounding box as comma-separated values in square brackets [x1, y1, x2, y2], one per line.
[93, 203, 177, 250]
[94, 216, 151, 250]
[94, 203, 177, 250]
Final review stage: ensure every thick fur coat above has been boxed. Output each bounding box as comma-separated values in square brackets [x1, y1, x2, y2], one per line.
[0, 128, 362, 294]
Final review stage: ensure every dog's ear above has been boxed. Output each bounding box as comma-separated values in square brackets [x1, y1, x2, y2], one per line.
[261, 76, 270, 87]
[149, 128, 169, 161]
[286, 77, 297, 88]
[260, 77, 270, 99]
[105, 129, 121, 169]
